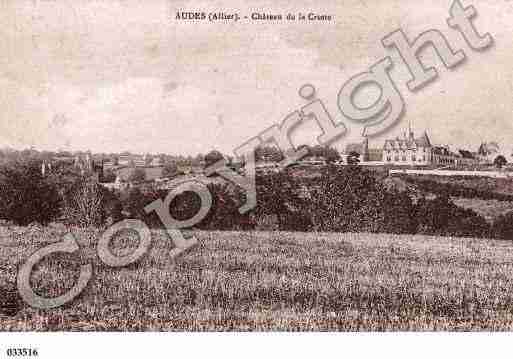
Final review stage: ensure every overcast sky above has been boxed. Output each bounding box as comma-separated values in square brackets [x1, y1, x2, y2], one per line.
[1, 0, 512, 156]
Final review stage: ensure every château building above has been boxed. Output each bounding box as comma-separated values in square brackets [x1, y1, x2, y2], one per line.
[382, 124, 479, 167]
[382, 125, 432, 165]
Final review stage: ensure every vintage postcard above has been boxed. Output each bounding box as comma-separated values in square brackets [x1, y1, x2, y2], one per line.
[0, 0, 512, 356]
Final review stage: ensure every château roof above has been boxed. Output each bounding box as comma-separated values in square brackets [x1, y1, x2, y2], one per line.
[384, 131, 431, 150]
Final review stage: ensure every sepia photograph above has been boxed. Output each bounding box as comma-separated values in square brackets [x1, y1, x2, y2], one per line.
[1, 0, 513, 356]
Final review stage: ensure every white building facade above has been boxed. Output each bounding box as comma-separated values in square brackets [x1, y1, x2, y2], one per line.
[382, 128, 432, 166]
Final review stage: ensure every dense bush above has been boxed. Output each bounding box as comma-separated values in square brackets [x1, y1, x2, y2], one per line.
[308, 166, 385, 232]
[102, 168, 117, 183]
[0, 160, 60, 225]
[114, 168, 491, 239]
[415, 193, 490, 237]
[382, 190, 418, 234]
[307, 167, 414, 234]
[0, 157, 494, 240]
[120, 186, 211, 229]
[254, 171, 312, 231]
[199, 183, 254, 230]
[123, 187, 150, 221]
[491, 211, 513, 240]
[103, 190, 124, 224]
[121, 187, 163, 227]
[305, 167, 489, 238]
[0, 159, 126, 227]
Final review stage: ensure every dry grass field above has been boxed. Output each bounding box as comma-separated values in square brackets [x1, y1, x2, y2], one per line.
[2, 226, 513, 331]
[453, 197, 513, 222]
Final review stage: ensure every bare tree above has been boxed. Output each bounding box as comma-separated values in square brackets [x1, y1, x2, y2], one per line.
[62, 179, 104, 227]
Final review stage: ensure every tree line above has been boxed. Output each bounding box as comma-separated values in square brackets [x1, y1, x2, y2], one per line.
[3, 158, 513, 241]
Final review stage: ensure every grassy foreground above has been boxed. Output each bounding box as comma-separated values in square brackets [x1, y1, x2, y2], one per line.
[2, 226, 513, 331]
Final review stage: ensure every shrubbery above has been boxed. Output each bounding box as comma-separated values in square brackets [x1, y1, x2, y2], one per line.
[198, 183, 254, 230]
[415, 193, 490, 237]
[0, 158, 502, 240]
[254, 171, 312, 231]
[308, 166, 385, 232]
[306, 166, 489, 237]
[115, 175, 309, 231]
[0, 160, 60, 225]
[382, 190, 418, 234]
[491, 211, 513, 240]
[0, 159, 125, 227]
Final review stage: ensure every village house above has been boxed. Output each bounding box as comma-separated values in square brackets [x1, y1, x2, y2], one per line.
[41, 152, 104, 181]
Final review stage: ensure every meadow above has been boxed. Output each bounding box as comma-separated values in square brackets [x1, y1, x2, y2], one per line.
[2, 226, 513, 331]
[453, 197, 513, 223]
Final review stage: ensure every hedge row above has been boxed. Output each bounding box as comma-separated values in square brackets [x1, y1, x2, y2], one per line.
[1, 161, 512, 240]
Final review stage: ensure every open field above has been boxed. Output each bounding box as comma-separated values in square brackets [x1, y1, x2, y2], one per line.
[398, 174, 513, 200]
[2, 227, 513, 330]
[453, 198, 513, 222]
